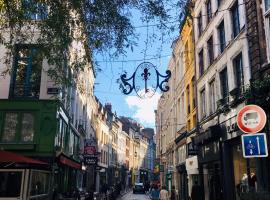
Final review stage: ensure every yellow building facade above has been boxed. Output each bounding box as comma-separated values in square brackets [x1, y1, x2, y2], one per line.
[182, 17, 196, 132]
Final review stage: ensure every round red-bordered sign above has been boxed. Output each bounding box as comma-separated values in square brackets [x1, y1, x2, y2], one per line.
[237, 105, 267, 133]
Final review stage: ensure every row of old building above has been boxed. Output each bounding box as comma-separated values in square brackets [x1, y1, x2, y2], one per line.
[155, 0, 270, 200]
[0, 3, 156, 200]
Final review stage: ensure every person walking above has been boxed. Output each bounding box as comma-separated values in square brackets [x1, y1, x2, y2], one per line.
[159, 186, 169, 200]
[171, 185, 176, 200]
[151, 184, 160, 200]
[191, 181, 203, 200]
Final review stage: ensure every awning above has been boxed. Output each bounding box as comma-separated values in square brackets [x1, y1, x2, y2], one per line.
[59, 154, 81, 170]
[0, 150, 47, 165]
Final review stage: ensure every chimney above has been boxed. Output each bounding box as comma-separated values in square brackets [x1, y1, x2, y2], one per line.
[105, 103, 112, 112]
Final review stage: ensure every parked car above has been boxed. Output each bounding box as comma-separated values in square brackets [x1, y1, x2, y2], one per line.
[133, 183, 145, 194]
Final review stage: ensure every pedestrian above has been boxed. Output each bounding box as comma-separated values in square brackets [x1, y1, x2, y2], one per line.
[159, 186, 169, 200]
[101, 183, 108, 200]
[191, 181, 203, 200]
[151, 184, 160, 200]
[171, 185, 176, 200]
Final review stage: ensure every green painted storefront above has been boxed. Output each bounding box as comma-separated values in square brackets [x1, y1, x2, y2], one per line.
[0, 99, 84, 195]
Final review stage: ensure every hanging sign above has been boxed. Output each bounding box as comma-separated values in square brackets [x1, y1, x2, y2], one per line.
[237, 105, 266, 133]
[119, 62, 171, 99]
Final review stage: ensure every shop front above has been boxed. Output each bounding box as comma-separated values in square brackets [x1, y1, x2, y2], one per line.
[186, 156, 199, 198]
[195, 125, 223, 200]
[221, 116, 270, 200]
[176, 163, 188, 200]
[56, 153, 82, 193]
[0, 150, 51, 200]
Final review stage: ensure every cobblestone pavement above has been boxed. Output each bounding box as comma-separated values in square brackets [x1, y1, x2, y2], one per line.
[117, 190, 150, 200]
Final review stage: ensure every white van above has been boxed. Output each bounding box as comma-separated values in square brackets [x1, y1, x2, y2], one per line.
[0, 169, 51, 200]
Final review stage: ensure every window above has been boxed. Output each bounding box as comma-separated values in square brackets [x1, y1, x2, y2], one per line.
[209, 80, 216, 114]
[207, 36, 214, 66]
[30, 171, 50, 197]
[265, 0, 270, 11]
[233, 53, 244, 92]
[187, 85, 190, 114]
[1, 112, 35, 143]
[10, 46, 42, 98]
[218, 21, 226, 53]
[198, 12, 203, 37]
[192, 77, 196, 108]
[185, 42, 190, 66]
[22, 0, 48, 20]
[217, 0, 222, 8]
[220, 68, 229, 102]
[187, 120, 191, 130]
[68, 130, 75, 156]
[231, 2, 240, 38]
[0, 171, 22, 197]
[207, 0, 212, 23]
[2, 113, 18, 142]
[200, 89, 206, 118]
[21, 113, 35, 142]
[199, 49, 204, 76]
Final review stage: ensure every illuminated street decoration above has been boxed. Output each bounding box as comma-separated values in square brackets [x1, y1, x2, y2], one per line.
[119, 62, 171, 98]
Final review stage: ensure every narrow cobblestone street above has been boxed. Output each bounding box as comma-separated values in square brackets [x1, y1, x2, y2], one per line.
[117, 191, 150, 200]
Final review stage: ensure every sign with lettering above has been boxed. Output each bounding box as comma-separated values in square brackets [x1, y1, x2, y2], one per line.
[187, 142, 198, 155]
[84, 156, 98, 165]
[84, 138, 97, 155]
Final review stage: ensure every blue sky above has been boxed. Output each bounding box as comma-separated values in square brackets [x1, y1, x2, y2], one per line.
[93, 8, 180, 128]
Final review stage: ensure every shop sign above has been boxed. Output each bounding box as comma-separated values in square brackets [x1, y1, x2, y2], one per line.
[187, 142, 198, 155]
[186, 156, 198, 171]
[84, 138, 97, 155]
[154, 159, 160, 173]
[241, 133, 268, 158]
[84, 156, 98, 165]
[237, 105, 266, 133]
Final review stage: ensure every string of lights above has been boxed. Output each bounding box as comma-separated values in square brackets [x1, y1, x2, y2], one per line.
[95, 33, 257, 64]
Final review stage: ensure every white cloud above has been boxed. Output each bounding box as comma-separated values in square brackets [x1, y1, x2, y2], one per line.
[125, 93, 160, 126]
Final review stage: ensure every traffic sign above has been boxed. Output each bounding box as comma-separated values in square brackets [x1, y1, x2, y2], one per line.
[241, 133, 268, 158]
[237, 105, 266, 133]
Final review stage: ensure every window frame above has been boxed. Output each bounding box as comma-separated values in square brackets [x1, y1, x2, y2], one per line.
[265, 0, 270, 13]
[209, 79, 216, 114]
[219, 67, 229, 102]
[22, 0, 48, 21]
[0, 169, 24, 199]
[218, 20, 226, 53]
[197, 12, 203, 37]
[199, 49, 204, 77]
[206, 0, 212, 24]
[29, 170, 50, 198]
[10, 45, 42, 99]
[231, 1, 240, 38]
[1, 111, 36, 143]
[207, 36, 214, 66]
[200, 88, 206, 119]
[233, 52, 244, 92]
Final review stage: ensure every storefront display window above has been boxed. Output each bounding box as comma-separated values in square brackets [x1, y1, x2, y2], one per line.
[203, 162, 222, 200]
[30, 170, 50, 197]
[0, 171, 22, 197]
[232, 144, 256, 200]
